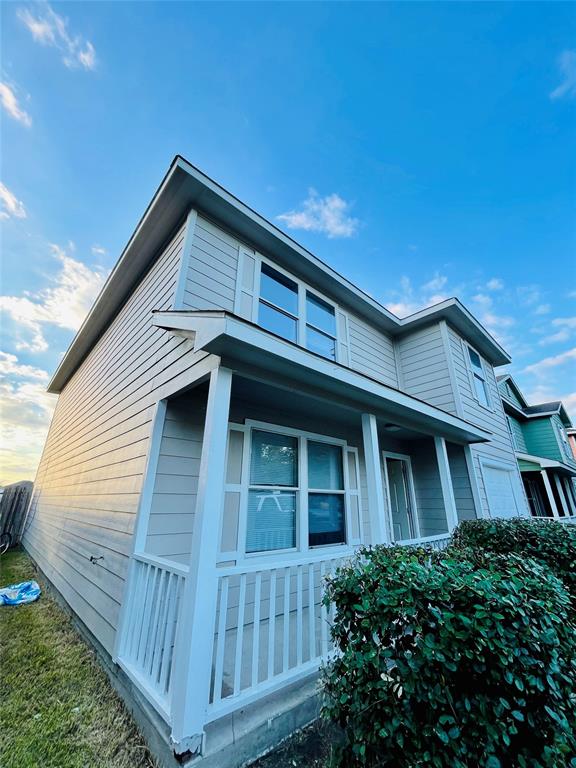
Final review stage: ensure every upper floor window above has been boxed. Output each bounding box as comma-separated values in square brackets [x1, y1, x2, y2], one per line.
[467, 347, 490, 408]
[506, 416, 519, 450]
[258, 264, 299, 343]
[256, 261, 338, 361]
[555, 422, 572, 463]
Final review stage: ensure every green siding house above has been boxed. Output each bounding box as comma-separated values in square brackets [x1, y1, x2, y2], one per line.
[498, 375, 576, 520]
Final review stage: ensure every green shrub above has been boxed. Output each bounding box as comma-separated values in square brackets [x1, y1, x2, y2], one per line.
[322, 546, 576, 768]
[452, 518, 576, 596]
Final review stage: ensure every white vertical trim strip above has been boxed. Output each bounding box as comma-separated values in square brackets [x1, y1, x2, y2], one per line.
[562, 477, 576, 516]
[553, 473, 570, 517]
[361, 413, 388, 544]
[172, 208, 198, 310]
[434, 436, 459, 532]
[439, 320, 463, 417]
[463, 445, 485, 519]
[170, 366, 233, 750]
[541, 470, 560, 518]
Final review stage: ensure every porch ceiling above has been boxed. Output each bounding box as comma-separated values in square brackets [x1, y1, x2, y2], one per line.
[153, 310, 492, 445]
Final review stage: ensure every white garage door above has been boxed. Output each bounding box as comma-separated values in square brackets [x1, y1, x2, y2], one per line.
[483, 465, 520, 519]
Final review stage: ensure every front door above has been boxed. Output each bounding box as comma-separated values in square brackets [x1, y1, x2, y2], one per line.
[384, 456, 418, 541]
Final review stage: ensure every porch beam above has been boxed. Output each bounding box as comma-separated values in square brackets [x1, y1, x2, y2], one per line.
[540, 470, 559, 518]
[434, 437, 459, 532]
[562, 477, 576, 517]
[170, 366, 233, 753]
[553, 474, 570, 518]
[361, 413, 388, 544]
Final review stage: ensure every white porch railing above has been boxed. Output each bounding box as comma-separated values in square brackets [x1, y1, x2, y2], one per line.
[396, 533, 451, 550]
[560, 515, 576, 525]
[118, 554, 187, 719]
[207, 550, 349, 721]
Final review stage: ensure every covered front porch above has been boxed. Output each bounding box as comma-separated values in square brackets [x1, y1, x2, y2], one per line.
[114, 312, 491, 756]
[519, 455, 576, 522]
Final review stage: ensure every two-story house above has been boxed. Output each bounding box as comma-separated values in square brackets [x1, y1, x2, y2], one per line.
[498, 375, 576, 520]
[23, 157, 529, 767]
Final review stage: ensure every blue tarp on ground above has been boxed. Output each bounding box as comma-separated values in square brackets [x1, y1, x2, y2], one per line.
[0, 580, 41, 606]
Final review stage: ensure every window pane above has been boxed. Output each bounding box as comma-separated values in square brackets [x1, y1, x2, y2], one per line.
[247, 490, 296, 552]
[250, 430, 298, 487]
[474, 375, 490, 407]
[259, 302, 297, 342]
[308, 441, 343, 489]
[468, 348, 483, 374]
[306, 292, 336, 336]
[260, 263, 298, 314]
[308, 493, 345, 546]
[306, 326, 336, 360]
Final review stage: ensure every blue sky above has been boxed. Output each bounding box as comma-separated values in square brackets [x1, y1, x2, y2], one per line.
[1, 1, 575, 482]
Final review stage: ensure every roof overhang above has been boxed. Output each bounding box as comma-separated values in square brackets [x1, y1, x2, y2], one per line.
[153, 310, 493, 445]
[496, 374, 529, 408]
[516, 452, 576, 476]
[47, 156, 510, 393]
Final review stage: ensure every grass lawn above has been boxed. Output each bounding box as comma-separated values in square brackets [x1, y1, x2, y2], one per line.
[0, 549, 157, 768]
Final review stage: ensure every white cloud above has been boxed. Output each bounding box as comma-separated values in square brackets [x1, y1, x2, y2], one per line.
[550, 49, 576, 101]
[0, 351, 49, 382]
[472, 293, 492, 308]
[277, 189, 359, 239]
[0, 82, 32, 127]
[422, 274, 448, 293]
[0, 244, 108, 352]
[534, 304, 551, 316]
[538, 330, 570, 346]
[0, 182, 27, 220]
[486, 278, 504, 291]
[517, 285, 541, 306]
[18, 3, 97, 71]
[91, 244, 107, 256]
[552, 317, 576, 330]
[523, 347, 576, 377]
[0, 353, 55, 484]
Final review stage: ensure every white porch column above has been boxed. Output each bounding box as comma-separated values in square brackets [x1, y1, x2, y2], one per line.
[434, 437, 459, 532]
[170, 366, 233, 753]
[563, 477, 576, 517]
[361, 413, 388, 544]
[540, 470, 559, 518]
[553, 474, 570, 518]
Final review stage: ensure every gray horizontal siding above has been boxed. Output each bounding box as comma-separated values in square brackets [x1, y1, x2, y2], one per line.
[447, 326, 527, 517]
[447, 443, 476, 522]
[396, 324, 456, 413]
[347, 314, 398, 387]
[23, 222, 211, 655]
[182, 215, 239, 312]
[146, 390, 206, 564]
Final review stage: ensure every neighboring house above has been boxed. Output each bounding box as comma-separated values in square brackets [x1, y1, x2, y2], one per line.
[498, 375, 576, 520]
[24, 157, 529, 766]
[568, 427, 576, 462]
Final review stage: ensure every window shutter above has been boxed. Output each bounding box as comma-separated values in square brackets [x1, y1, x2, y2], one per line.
[219, 426, 247, 561]
[337, 310, 350, 366]
[235, 246, 258, 320]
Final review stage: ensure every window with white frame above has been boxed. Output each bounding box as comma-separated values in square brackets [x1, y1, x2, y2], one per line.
[467, 346, 490, 408]
[555, 422, 572, 463]
[506, 416, 519, 450]
[245, 428, 348, 554]
[256, 262, 338, 361]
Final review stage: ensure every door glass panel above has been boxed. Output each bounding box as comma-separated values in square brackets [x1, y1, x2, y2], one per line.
[386, 458, 416, 541]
